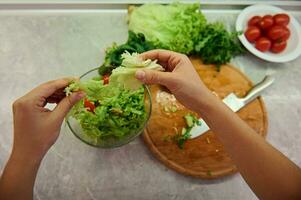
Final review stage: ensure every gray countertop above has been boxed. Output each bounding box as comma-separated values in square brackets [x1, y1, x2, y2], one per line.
[0, 4, 301, 200]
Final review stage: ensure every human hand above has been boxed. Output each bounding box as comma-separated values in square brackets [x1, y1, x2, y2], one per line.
[135, 49, 215, 113]
[12, 78, 85, 162]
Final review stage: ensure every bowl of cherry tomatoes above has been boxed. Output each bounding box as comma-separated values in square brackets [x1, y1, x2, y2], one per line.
[236, 4, 301, 63]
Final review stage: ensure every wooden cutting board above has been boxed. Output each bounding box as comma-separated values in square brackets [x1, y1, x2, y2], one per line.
[143, 57, 268, 179]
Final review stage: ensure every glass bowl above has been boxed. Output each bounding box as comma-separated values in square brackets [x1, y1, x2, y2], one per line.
[66, 68, 152, 148]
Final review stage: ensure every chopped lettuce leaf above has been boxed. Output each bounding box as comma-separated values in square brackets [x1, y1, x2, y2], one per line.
[64, 79, 120, 101]
[173, 113, 200, 149]
[67, 81, 147, 144]
[184, 113, 200, 127]
[99, 31, 155, 75]
[109, 52, 164, 90]
[65, 52, 158, 145]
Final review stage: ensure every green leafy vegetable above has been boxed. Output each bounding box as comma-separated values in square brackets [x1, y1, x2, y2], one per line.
[64, 52, 165, 145]
[65, 79, 119, 101]
[128, 3, 206, 54]
[173, 127, 191, 149]
[128, 3, 244, 66]
[184, 113, 200, 127]
[99, 31, 155, 75]
[173, 114, 200, 149]
[70, 86, 147, 144]
[195, 23, 244, 68]
[109, 51, 164, 90]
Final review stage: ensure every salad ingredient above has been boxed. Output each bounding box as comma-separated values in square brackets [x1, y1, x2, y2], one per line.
[70, 86, 147, 142]
[84, 99, 96, 112]
[245, 13, 291, 54]
[255, 37, 272, 52]
[258, 15, 274, 30]
[206, 137, 211, 144]
[184, 114, 199, 128]
[267, 25, 290, 41]
[245, 26, 261, 42]
[65, 52, 165, 144]
[129, 3, 244, 66]
[248, 16, 262, 26]
[103, 74, 110, 85]
[273, 13, 290, 26]
[271, 40, 287, 53]
[128, 3, 207, 54]
[109, 52, 164, 90]
[173, 113, 200, 149]
[65, 79, 119, 101]
[173, 127, 191, 149]
[195, 23, 244, 67]
[99, 31, 155, 75]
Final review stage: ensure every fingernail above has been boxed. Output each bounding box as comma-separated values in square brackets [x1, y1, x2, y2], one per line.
[76, 92, 86, 99]
[135, 70, 145, 80]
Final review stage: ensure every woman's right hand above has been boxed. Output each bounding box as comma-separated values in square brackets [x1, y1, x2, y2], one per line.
[135, 49, 215, 113]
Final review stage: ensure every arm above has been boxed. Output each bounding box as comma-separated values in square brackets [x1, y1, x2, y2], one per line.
[0, 78, 85, 200]
[0, 151, 41, 200]
[199, 93, 301, 200]
[136, 49, 301, 200]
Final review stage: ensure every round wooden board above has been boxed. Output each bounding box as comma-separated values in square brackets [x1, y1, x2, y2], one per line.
[143, 57, 268, 179]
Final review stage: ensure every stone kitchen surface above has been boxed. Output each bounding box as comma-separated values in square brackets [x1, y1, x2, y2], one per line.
[0, 3, 301, 200]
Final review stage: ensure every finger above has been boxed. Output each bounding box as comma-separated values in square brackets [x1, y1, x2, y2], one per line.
[46, 88, 66, 104]
[52, 91, 85, 121]
[140, 49, 185, 71]
[135, 69, 176, 87]
[140, 49, 174, 61]
[29, 77, 78, 98]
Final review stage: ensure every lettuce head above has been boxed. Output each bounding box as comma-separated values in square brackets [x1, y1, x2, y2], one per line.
[128, 3, 206, 54]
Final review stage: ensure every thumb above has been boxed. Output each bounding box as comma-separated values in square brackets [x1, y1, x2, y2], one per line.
[52, 91, 85, 121]
[135, 69, 174, 86]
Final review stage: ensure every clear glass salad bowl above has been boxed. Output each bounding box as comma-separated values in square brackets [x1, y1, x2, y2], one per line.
[66, 68, 152, 148]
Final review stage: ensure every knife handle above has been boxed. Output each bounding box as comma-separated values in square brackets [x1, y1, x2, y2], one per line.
[241, 75, 274, 104]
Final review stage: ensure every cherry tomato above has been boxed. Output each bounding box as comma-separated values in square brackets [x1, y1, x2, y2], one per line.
[271, 40, 287, 53]
[248, 16, 262, 26]
[258, 15, 274, 30]
[273, 13, 290, 26]
[84, 99, 95, 112]
[245, 26, 261, 42]
[103, 74, 110, 85]
[281, 27, 291, 41]
[267, 25, 290, 41]
[255, 37, 272, 52]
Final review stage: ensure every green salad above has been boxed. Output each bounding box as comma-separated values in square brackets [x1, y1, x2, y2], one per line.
[65, 52, 163, 144]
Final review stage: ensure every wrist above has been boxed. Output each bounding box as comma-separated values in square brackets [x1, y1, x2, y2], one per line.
[11, 147, 44, 167]
[195, 91, 224, 116]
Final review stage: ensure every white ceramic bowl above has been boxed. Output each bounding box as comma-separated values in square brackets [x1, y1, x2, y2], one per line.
[236, 4, 301, 63]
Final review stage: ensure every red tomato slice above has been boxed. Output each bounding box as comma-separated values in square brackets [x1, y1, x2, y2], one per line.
[245, 26, 261, 42]
[271, 40, 287, 53]
[248, 16, 262, 27]
[273, 13, 290, 26]
[267, 25, 290, 41]
[84, 99, 95, 112]
[103, 74, 110, 85]
[258, 15, 274, 30]
[255, 37, 272, 52]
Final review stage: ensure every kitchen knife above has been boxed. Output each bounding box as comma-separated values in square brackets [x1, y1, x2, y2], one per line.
[189, 75, 275, 139]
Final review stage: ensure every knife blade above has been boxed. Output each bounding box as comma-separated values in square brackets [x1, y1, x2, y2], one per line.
[189, 75, 275, 139]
